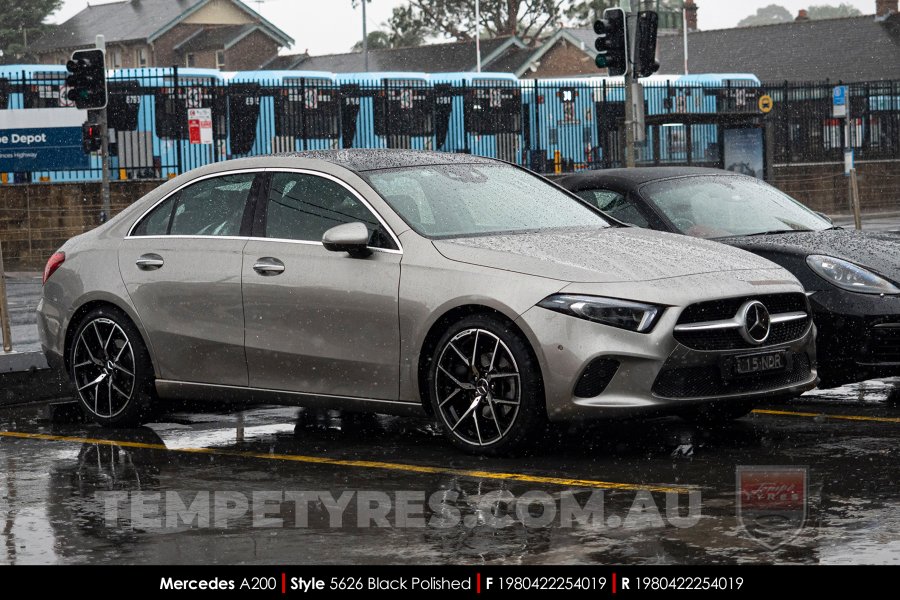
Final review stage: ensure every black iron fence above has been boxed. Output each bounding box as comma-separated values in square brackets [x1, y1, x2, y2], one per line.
[1, 68, 899, 184]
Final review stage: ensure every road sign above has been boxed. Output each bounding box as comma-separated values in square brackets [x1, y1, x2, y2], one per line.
[0, 107, 90, 172]
[188, 108, 213, 145]
[758, 94, 774, 114]
[833, 85, 848, 118]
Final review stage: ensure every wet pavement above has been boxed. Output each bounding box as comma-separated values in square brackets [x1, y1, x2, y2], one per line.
[1, 377, 898, 565]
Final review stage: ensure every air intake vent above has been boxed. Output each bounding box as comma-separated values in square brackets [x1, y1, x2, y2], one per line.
[574, 358, 619, 398]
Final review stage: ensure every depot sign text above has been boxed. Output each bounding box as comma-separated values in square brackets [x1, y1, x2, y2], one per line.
[0, 133, 49, 145]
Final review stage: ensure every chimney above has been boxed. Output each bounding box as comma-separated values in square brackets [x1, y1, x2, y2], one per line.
[684, 0, 698, 31]
[796, 9, 810, 21]
[876, 0, 898, 17]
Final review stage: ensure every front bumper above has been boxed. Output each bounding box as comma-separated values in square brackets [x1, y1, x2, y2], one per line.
[809, 289, 900, 385]
[516, 304, 817, 422]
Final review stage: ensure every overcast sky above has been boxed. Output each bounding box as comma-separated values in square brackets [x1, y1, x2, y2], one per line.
[51, 0, 879, 56]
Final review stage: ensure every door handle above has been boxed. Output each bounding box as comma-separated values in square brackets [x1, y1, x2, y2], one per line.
[136, 253, 164, 270]
[253, 257, 285, 276]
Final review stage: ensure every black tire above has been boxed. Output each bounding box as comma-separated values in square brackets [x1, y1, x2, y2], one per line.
[681, 400, 755, 425]
[69, 305, 156, 427]
[426, 314, 546, 455]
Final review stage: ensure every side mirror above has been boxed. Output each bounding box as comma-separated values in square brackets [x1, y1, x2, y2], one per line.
[815, 211, 834, 225]
[322, 222, 372, 257]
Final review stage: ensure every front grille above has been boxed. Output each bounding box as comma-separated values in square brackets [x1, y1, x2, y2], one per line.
[652, 354, 812, 399]
[674, 293, 811, 351]
[870, 325, 900, 363]
[678, 293, 807, 324]
[573, 358, 619, 398]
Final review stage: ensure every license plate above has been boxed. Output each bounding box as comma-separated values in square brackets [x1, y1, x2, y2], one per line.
[724, 350, 790, 378]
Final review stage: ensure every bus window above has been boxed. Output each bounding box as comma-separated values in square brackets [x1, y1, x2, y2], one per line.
[274, 82, 339, 139]
[228, 83, 261, 155]
[107, 80, 142, 132]
[374, 82, 434, 137]
[465, 84, 522, 134]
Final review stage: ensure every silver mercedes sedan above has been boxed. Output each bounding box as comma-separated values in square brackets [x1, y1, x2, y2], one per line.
[38, 151, 817, 454]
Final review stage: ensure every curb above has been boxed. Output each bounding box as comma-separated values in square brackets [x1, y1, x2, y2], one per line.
[0, 350, 48, 374]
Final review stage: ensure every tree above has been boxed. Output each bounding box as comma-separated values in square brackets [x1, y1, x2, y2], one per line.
[385, 0, 570, 46]
[807, 3, 862, 19]
[566, 0, 683, 28]
[352, 27, 424, 52]
[736, 4, 793, 27]
[0, 0, 62, 62]
[352, 31, 393, 52]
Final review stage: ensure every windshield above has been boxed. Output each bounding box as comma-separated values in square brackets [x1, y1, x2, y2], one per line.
[364, 164, 610, 238]
[641, 175, 832, 238]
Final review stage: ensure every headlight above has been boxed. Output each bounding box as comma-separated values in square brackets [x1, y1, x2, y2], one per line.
[806, 255, 900, 295]
[537, 294, 664, 333]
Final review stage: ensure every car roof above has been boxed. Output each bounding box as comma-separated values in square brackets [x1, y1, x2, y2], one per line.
[271, 149, 499, 173]
[557, 167, 731, 189]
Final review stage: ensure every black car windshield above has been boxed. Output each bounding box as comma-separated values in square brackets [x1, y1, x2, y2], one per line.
[364, 164, 610, 238]
[641, 175, 832, 239]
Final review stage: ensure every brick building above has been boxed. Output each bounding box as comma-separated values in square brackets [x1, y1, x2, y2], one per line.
[30, 0, 293, 71]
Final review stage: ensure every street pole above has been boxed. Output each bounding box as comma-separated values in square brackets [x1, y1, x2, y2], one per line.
[682, 7, 689, 75]
[0, 240, 11, 353]
[475, 0, 482, 73]
[96, 35, 111, 223]
[362, 0, 369, 72]
[623, 1, 637, 167]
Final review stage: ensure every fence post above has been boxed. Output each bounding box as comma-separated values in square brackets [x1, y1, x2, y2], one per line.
[850, 168, 862, 231]
[174, 66, 183, 176]
[0, 240, 12, 353]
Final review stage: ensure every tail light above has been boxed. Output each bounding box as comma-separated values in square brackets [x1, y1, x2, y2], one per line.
[43, 252, 65, 285]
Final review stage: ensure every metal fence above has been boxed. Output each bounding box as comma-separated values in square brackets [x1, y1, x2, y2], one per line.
[2, 68, 900, 183]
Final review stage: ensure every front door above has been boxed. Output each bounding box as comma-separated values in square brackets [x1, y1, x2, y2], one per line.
[242, 170, 402, 399]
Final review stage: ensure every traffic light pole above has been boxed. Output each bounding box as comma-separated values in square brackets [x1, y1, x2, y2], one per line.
[623, 4, 637, 168]
[96, 36, 111, 223]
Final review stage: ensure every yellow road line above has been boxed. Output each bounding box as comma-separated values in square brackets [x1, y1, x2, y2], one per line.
[753, 408, 900, 424]
[0, 430, 690, 494]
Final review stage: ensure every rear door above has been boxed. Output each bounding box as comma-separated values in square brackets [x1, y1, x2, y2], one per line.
[119, 171, 262, 386]
[241, 169, 402, 399]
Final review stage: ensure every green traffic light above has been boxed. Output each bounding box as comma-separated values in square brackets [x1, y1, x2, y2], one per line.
[595, 54, 609, 69]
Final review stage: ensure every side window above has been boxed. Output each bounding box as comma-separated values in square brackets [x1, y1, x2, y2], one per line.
[576, 189, 650, 228]
[132, 197, 175, 236]
[264, 172, 396, 249]
[169, 173, 255, 236]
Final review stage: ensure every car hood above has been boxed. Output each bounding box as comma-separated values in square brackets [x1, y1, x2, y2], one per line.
[719, 229, 900, 283]
[433, 227, 782, 283]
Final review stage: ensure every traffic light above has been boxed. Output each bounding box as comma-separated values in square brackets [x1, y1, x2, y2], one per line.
[82, 121, 102, 153]
[594, 8, 628, 76]
[635, 11, 661, 78]
[66, 49, 107, 110]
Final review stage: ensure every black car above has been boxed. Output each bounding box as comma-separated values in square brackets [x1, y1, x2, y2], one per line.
[556, 167, 900, 388]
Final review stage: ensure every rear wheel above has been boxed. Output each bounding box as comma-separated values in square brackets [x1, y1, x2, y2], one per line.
[427, 314, 546, 455]
[681, 400, 755, 425]
[69, 306, 156, 427]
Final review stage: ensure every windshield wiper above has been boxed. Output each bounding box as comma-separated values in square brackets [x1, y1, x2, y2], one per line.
[743, 228, 815, 237]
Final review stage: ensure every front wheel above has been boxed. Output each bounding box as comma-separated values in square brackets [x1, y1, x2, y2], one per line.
[426, 314, 546, 455]
[69, 306, 156, 427]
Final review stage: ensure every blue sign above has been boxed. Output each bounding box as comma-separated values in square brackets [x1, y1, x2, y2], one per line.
[0, 127, 90, 172]
[833, 85, 848, 106]
[0, 107, 90, 172]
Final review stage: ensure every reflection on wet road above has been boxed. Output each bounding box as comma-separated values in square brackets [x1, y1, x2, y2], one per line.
[1, 378, 898, 565]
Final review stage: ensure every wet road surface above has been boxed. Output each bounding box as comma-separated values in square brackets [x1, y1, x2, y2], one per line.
[1, 379, 898, 565]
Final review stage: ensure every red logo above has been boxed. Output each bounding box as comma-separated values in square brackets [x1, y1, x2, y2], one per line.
[736, 466, 808, 549]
